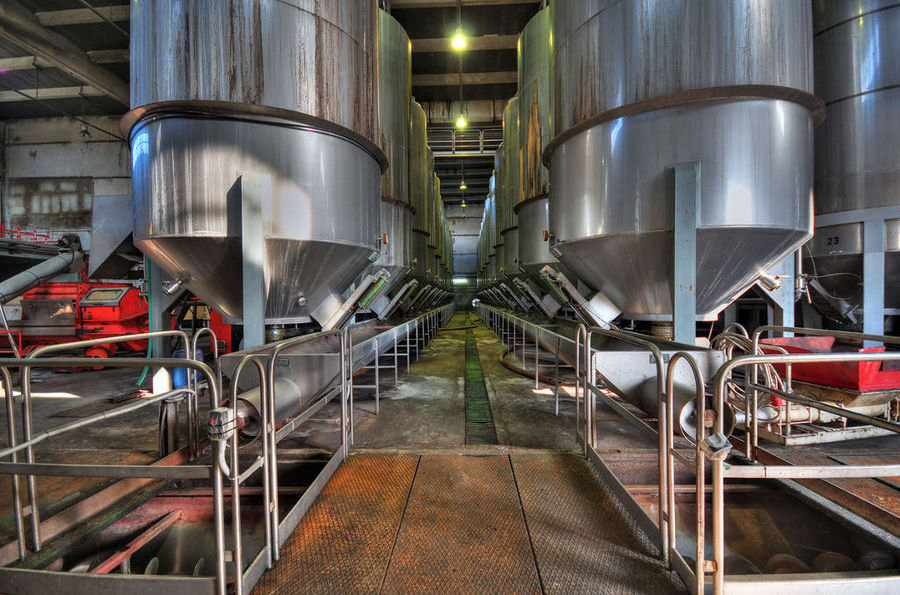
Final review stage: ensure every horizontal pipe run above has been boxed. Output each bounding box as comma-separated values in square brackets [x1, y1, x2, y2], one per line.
[0, 388, 193, 459]
[0, 461, 212, 479]
[746, 383, 900, 433]
[723, 464, 900, 480]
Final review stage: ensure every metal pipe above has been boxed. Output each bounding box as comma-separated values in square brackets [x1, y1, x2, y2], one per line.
[0, 388, 192, 459]
[2, 366, 25, 560]
[0, 248, 83, 305]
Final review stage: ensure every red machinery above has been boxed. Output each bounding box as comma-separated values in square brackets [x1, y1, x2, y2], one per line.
[8, 282, 148, 361]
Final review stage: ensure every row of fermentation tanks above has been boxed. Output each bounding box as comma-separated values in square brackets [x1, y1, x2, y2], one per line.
[477, 0, 899, 332]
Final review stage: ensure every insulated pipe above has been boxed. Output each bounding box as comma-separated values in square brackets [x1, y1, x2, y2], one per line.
[0, 235, 85, 304]
[235, 377, 302, 443]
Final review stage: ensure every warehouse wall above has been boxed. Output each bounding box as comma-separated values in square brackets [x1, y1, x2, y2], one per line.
[447, 203, 482, 309]
[0, 116, 129, 246]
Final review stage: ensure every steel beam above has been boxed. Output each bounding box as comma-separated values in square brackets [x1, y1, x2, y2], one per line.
[0, 0, 129, 105]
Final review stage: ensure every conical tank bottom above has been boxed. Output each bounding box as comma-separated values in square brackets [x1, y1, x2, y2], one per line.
[556, 227, 809, 321]
[138, 237, 374, 324]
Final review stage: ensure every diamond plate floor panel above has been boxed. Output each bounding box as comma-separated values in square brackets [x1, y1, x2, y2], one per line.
[252, 454, 418, 595]
[511, 454, 686, 594]
[381, 455, 542, 595]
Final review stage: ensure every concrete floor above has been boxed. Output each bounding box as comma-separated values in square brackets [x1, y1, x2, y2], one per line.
[353, 311, 578, 452]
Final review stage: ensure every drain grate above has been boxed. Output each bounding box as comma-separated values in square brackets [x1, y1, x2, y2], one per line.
[465, 316, 498, 445]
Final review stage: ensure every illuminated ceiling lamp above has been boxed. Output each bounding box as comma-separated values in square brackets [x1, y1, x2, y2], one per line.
[455, 114, 468, 128]
[451, 28, 467, 50]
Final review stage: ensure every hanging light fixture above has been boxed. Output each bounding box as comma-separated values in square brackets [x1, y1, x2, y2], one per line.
[454, 0, 467, 129]
[459, 161, 467, 190]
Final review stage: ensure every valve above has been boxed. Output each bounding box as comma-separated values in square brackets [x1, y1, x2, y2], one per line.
[700, 433, 732, 461]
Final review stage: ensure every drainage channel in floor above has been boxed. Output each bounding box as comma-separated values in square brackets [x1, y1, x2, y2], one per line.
[464, 314, 498, 445]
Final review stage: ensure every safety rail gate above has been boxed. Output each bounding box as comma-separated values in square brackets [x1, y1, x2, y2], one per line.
[0, 304, 453, 595]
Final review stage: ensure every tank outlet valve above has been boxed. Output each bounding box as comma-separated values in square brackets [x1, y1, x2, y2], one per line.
[162, 278, 186, 295]
[207, 407, 236, 441]
[700, 433, 732, 461]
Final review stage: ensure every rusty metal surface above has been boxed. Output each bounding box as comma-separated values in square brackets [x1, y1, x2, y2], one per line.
[130, 0, 379, 143]
[252, 454, 417, 595]
[741, 437, 900, 536]
[381, 455, 541, 594]
[512, 454, 686, 594]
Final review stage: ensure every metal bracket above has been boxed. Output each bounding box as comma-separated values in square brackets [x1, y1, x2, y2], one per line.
[321, 269, 391, 331]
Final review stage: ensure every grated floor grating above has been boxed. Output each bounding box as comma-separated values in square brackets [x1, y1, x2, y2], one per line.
[252, 453, 686, 594]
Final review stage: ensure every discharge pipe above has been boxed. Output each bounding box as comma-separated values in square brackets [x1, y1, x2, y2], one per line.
[0, 234, 85, 304]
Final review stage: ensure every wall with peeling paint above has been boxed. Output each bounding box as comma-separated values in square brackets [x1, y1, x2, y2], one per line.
[0, 115, 129, 247]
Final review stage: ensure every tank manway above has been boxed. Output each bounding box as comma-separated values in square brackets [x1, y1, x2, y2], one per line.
[465, 316, 498, 445]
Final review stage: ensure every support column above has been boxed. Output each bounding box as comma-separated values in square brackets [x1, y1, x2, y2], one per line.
[236, 173, 269, 349]
[672, 162, 700, 344]
[863, 218, 886, 346]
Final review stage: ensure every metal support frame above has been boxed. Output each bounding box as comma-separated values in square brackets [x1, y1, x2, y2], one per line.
[237, 174, 269, 348]
[814, 206, 900, 347]
[672, 162, 699, 344]
[862, 219, 886, 345]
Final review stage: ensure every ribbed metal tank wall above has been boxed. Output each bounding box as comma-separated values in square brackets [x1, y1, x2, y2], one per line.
[806, 0, 900, 315]
[500, 96, 520, 278]
[129, 0, 383, 326]
[409, 100, 431, 283]
[516, 6, 561, 284]
[368, 10, 412, 295]
[546, 0, 818, 320]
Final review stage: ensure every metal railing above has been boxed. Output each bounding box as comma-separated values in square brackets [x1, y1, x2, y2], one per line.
[477, 305, 579, 417]
[0, 355, 218, 574]
[428, 127, 502, 156]
[0, 303, 456, 594]
[482, 306, 900, 594]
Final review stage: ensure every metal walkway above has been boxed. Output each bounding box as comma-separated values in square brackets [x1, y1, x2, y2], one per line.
[252, 453, 684, 594]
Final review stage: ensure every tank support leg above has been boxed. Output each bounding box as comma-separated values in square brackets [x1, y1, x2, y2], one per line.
[671, 162, 700, 344]
[236, 173, 270, 349]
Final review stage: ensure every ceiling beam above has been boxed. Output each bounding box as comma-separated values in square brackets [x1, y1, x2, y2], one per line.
[392, 0, 538, 8]
[34, 4, 130, 27]
[413, 70, 516, 87]
[0, 0, 129, 105]
[87, 48, 129, 64]
[0, 55, 45, 71]
[412, 34, 518, 52]
[0, 85, 103, 103]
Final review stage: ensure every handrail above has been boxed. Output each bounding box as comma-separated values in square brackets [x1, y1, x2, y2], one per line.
[190, 327, 221, 455]
[665, 352, 707, 595]
[748, 325, 900, 456]
[0, 356, 218, 566]
[21, 330, 193, 548]
[705, 349, 900, 594]
[226, 354, 270, 595]
[584, 324, 669, 565]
